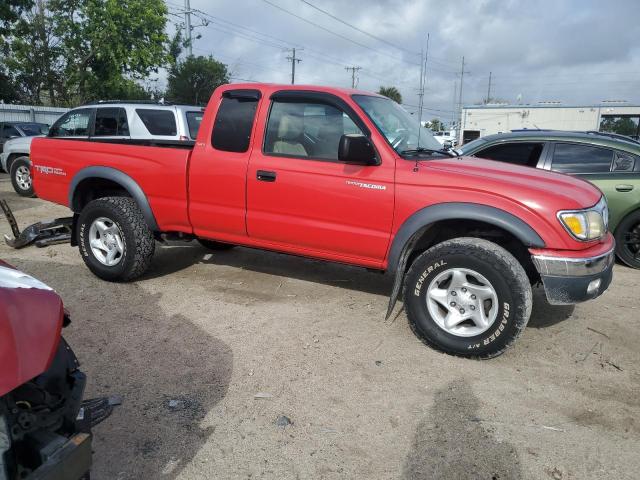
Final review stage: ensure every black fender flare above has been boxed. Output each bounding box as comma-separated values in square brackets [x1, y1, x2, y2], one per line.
[68, 166, 159, 231]
[384, 202, 545, 319]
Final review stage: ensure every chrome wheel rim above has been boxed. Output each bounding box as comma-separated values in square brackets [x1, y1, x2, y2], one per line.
[426, 267, 499, 337]
[15, 165, 32, 190]
[89, 217, 124, 266]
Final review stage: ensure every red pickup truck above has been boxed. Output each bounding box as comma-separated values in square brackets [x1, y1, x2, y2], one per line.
[29, 83, 614, 358]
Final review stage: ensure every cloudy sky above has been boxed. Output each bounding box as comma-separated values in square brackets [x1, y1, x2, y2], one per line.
[162, 0, 640, 126]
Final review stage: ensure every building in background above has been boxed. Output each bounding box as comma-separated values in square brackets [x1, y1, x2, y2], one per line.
[0, 104, 69, 126]
[459, 102, 640, 145]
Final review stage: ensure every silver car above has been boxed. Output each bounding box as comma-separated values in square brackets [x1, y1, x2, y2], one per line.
[1, 102, 204, 197]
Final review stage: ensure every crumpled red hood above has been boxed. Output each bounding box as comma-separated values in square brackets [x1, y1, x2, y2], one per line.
[0, 261, 63, 396]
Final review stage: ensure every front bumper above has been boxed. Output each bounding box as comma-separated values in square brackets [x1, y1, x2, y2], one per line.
[531, 241, 615, 305]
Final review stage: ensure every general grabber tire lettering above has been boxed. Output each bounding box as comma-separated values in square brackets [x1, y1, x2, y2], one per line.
[403, 237, 532, 359]
[78, 197, 155, 281]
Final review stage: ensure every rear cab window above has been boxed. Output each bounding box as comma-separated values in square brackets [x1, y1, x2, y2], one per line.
[210, 90, 261, 153]
[135, 109, 177, 136]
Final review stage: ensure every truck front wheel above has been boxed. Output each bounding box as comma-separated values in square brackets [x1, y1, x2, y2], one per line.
[404, 237, 532, 359]
[77, 197, 155, 281]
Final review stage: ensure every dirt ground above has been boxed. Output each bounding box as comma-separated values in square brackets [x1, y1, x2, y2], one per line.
[1, 174, 639, 480]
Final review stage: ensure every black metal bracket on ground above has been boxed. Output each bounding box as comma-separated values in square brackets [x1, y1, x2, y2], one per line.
[1, 198, 73, 249]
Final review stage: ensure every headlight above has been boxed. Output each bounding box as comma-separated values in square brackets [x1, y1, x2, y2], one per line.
[558, 196, 608, 241]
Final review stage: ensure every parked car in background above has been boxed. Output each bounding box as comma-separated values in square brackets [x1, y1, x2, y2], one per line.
[1, 102, 203, 198]
[0, 260, 115, 479]
[432, 129, 457, 148]
[458, 130, 640, 269]
[0, 122, 49, 156]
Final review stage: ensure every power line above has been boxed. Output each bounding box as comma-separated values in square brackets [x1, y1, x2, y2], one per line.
[260, 0, 421, 67]
[299, 0, 418, 56]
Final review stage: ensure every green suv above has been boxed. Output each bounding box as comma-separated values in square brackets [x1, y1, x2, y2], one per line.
[458, 130, 640, 268]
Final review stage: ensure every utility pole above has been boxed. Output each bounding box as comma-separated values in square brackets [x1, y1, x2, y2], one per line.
[184, 0, 193, 57]
[486, 71, 492, 104]
[345, 66, 362, 88]
[286, 48, 302, 85]
[457, 56, 465, 144]
[452, 80, 457, 130]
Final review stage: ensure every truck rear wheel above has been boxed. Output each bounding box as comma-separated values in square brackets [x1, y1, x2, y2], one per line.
[78, 197, 155, 281]
[403, 237, 532, 359]
[10, 156, 36, 197]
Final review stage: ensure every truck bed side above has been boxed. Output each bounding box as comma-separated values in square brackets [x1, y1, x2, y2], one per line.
[31, 138, 193, 232]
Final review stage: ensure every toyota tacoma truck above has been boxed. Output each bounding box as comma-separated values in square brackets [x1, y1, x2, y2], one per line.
[28, 84, 615, 358]
[1, 260, 115, 479]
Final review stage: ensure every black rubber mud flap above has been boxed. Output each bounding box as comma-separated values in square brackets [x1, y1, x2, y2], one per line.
[385, 228, 426, 319]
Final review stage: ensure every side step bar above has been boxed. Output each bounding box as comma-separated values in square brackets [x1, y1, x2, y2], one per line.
[1, 199, 73, 249]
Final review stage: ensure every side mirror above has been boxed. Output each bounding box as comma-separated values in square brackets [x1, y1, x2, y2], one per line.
[338, 134, 377, 165]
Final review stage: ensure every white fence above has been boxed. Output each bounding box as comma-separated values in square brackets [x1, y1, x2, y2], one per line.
[0, 103, 69, 125]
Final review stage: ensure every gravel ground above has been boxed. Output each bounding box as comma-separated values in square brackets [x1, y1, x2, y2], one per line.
[1, 175, 639, 480]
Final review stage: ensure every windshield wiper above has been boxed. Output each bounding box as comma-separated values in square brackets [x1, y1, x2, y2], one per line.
[399, 147, 458, 158]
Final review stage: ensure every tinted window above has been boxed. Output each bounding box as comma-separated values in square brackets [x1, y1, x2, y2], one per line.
[19, 123, 48, 136]
[551, 143, 613, 173]
[2, 125, 20, 138]
[612, 151, 637, 172]
[136, 109, 177, 136]
[211, 96, 259, 152]
[186, 111, 204, 139]
[264, 100, 363, 160]
[49, 109, 92, 137]
[475, 142, 544, 167]
[94, 108, 129, 136]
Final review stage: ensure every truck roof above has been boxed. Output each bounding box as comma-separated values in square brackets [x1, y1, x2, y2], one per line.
[221, 82, 384, 98]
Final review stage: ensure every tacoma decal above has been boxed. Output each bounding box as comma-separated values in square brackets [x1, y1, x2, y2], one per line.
[346, 180, 386, 190]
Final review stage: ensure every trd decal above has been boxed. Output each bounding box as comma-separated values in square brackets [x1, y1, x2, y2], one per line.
[34, 165, 67, 176]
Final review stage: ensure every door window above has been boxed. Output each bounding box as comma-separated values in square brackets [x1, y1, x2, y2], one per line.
[186, 111, 204, 139]
[551, 143, 613, 174]
[474, 142, 544, 167]
[94, 108, 129, 136]
[263, 100, 363, 160]
[211, 95, 259, 152]
[49, 109, 92, 137]
[2, 125, 20, 139]
[135, 109, 177, 136]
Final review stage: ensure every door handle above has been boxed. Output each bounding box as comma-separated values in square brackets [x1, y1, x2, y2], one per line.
[615, 184, 634, 192]
[257, 170, 277, 182]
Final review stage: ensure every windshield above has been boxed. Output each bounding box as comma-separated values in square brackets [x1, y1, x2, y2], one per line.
[352, 95, 443, 154]
[18, 123, 49, 136]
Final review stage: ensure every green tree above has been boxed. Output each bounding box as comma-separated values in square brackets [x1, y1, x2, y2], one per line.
[167, 56, 229, 105]
[429, 118, 443, 131]
[377, 86, 402, 104]
[5, 0, 169, 105]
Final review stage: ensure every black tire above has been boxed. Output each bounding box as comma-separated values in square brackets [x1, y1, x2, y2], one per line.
[10, 156, 36, 197]
[197, 238, 235, 250]
[614, 210, 640, 269]
[404, 237, 532, 359]
[78, 197, 155, 281]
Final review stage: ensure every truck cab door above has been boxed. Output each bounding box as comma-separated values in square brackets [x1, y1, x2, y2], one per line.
[189, 89, 261, 239]
[246, 92, 394, 268]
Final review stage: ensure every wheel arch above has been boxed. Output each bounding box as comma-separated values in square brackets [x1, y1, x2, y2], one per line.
[69, 167, 159, 232]
[384, 202, 545, 319]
